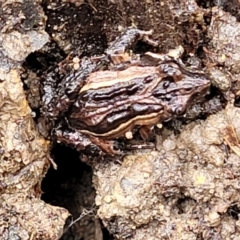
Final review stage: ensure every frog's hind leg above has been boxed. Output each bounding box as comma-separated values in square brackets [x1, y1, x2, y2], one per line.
[106, 28, 159, 65]
[54, 128, 120, 156]
[41, 57, 98, 120]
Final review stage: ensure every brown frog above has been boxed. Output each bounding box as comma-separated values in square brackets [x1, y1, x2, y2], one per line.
[41, 28, 210, 155]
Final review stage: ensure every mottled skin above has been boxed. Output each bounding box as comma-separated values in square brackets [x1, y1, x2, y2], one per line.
[41, 29, 210, 154]
[42, 29, 156, 119]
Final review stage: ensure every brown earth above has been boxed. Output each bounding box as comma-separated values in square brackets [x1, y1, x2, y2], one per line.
[1, 0, 240, 239]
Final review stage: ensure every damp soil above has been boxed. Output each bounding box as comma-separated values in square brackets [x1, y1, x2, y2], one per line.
[41, 145, 112, 240]
[2, 0, 240, 239]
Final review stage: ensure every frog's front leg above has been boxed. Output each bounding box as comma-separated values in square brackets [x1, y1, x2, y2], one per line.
[54, 128, 120, 155]
[106, 28, 159, 64]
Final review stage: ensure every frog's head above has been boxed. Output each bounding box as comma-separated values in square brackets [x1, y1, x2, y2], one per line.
[153, 60, 211, 118]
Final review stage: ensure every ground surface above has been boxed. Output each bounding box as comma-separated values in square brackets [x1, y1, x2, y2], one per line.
[1, 0, 240, 239]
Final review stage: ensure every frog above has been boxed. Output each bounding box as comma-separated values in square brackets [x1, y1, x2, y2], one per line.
[41, 28, 210, 155]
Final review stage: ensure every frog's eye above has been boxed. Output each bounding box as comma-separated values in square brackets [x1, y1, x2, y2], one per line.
[174, 106, 184, 115]
[173, 106, 184, 115]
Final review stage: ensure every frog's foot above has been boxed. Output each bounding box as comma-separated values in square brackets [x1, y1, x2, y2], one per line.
[140, 29, 159, 47]
[106, 28, 158, 64]
[54, 128, 120, 155]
